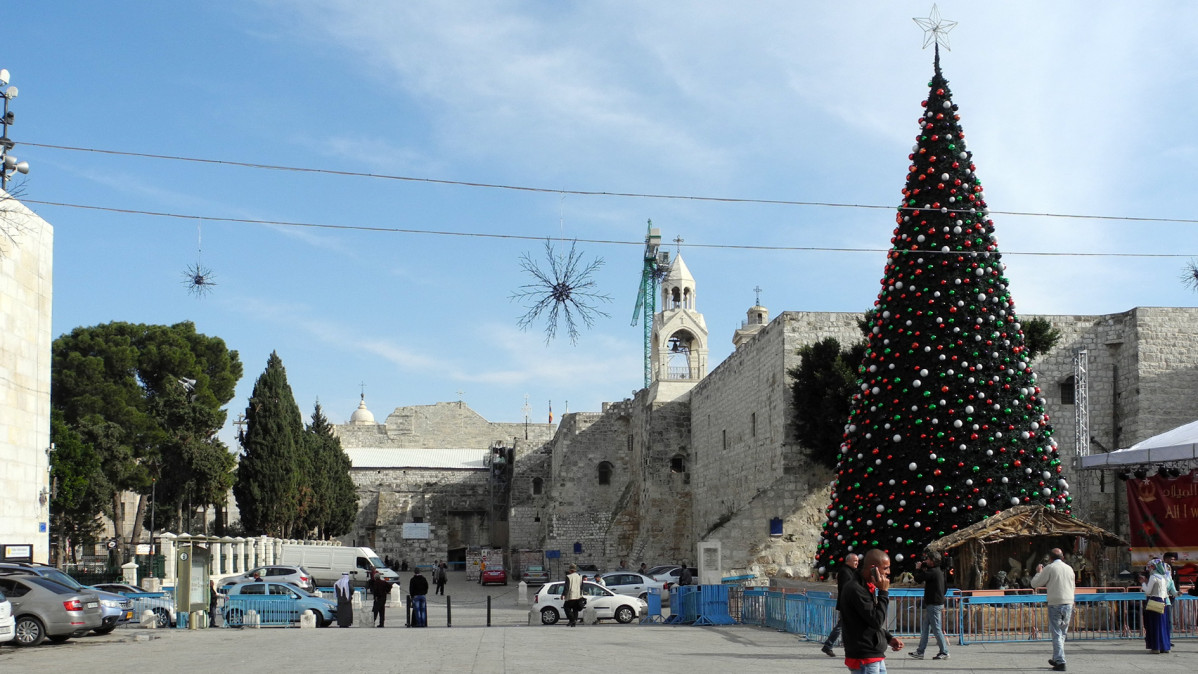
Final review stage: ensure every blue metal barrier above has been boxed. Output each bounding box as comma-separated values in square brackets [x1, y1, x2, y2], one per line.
[665, 586, 699, 624]
[124, 592, 176, 628]
[222, 597, 327, 628]
[693, 585, 736, 625]
[641, 588, 664, 624]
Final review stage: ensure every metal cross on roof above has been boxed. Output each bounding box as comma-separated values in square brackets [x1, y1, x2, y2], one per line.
[913, 4, 957, 51]
[754, 285, 763, 306]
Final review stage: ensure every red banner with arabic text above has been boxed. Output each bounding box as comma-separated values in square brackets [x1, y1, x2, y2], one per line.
[1126, 469, 1198, 566]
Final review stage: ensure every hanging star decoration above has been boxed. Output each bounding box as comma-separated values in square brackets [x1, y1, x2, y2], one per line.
[1181, 260, 1198, 292]
[182, 262, 217, 297]
[913, 4, 957, 51]
[512, 239, 612, 344]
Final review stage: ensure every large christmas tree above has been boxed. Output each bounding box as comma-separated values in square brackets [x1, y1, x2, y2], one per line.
[815, 45, 1071, 578]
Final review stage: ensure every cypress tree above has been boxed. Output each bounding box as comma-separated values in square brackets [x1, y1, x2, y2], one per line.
[815, 48, 1070, 578]
[234, 351, 305, 537]
[305, 402, 358, 539]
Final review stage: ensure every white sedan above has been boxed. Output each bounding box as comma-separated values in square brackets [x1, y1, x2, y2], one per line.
[533, 581, 646, 625]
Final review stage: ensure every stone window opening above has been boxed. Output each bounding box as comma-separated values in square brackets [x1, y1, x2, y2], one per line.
[722, 429, 727, 450]
[598, 461, 613, 485]
[755, 312, 764, 324]
[683, 287, 693, 309]
[751, 412, 757, 437]
[670, 286, 682, 309]
[532, 477, 544, 495]
[670, 454, 686, 473]
[1060, 376, 1076, 405]
[627, 434, 633, 452]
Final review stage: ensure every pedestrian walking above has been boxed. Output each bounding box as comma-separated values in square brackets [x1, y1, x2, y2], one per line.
[562, 563, 584, 627]
[435, 561, 447, 595]
[334, 572, 354, 627]
[909, 550, 949, 660]
[821, 552, 858, 658]
[1031, 548, 1075, 671]
[1161, 551, 1180, 639]
[840, 548, 903, 673]
[1142, 558, 1174, 654]
[208, 579, 221, 627]
[409, 567, 429, 627]
[369, 570, 394, 627]
[678, 564, 693, 587]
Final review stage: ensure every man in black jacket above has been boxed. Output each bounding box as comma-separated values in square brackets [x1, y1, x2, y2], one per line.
[840, 549, 903, 673]
[821, 553, 859, 657]
[909, 550, 949, 660]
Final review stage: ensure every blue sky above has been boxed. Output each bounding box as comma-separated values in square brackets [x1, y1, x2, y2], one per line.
[7, 2, 1198, 449]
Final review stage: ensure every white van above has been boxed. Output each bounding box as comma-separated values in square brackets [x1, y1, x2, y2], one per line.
[278, 545, 399, 588]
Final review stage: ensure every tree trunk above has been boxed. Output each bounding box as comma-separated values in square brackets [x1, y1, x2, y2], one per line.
[202, 505, 210, 536]
[111, 491, 126, 565]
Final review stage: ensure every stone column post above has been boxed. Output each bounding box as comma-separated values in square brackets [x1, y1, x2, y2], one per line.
[234, 537, 247, 574]
[210, 538, 222, 577]
[262, 536, 273, 565]
[220, 538, 235, 575]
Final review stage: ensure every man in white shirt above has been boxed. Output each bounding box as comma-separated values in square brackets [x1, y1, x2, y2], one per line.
[1031, 548, 1075, 672]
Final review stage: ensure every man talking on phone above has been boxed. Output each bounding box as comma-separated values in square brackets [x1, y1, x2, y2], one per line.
[839, 549, 903, 674]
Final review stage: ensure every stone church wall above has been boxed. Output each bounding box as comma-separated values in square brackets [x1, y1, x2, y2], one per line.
[337, 401, 555, 449]
[346, 467, 491, 566]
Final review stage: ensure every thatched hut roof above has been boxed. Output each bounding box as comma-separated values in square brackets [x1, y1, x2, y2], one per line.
[926, 505, 1125, 553]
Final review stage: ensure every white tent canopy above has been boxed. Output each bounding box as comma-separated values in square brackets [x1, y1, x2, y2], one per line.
[1079, 418, 1198, 469]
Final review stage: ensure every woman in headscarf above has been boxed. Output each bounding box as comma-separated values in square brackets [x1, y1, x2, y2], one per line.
[334, 572, 354, 627]
[1141, 559, 1173, 654]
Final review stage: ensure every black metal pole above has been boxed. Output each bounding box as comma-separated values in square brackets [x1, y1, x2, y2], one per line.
[486, 595, 491, 626]
[405, 594, 411, 627]
[446, 596, 452, 627]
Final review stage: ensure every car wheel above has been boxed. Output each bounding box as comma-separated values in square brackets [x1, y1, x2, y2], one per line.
[614, 605, 636, 624]
[47, 635, 71, 643]
[153, 607, 172, 628]
[540, 607, 560, 625]
[226, 608, 244, 627]
[91, 625, 116, 635]
[14, 616, 46, 647]
[638, 593, 648, 600]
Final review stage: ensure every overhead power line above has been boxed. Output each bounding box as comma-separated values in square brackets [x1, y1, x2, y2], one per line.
[22, 141, 1198, 226]
[22, 198, 1198, 259]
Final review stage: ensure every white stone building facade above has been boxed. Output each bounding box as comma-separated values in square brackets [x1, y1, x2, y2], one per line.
[0, 195, 53, 563]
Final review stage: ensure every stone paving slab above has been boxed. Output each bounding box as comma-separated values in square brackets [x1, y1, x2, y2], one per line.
[1, 620, 1192, 673]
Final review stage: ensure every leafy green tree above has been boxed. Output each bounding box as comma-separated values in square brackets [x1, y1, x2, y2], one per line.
[304, 402, 358, 539]
[50, 413, 110, 562]
[234, 352, 305, 537]
[1022, 317, 1061, 362]
[52, 321, 242, 559]
[790, 338, 868, 468]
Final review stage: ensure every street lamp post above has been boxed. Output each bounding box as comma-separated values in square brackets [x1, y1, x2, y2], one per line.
[0, 68, 31, 190]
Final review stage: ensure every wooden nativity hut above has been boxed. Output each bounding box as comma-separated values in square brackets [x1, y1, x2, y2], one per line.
[925, 506, 1126, 590]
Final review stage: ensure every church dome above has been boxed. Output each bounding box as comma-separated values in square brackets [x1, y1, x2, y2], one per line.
[350, 396, 376, 425]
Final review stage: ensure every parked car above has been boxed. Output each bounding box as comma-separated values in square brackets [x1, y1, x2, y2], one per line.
[480, 566, 508, 585]
[0, 588, 13, 645]
[647, 565, 697, 588]
[223, 581, 337, 627]
[220, 565, 315, 594]
[0, 575, 103, 646]
[598, 572, 669, 600]
[0, 563, 133, 634]
[520, 565, 550, 585]
[533, 580, 645, 625]
[93, 582, 176, 628]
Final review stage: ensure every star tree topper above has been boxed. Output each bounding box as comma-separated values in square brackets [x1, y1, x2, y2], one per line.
[913, 4, 957, 51]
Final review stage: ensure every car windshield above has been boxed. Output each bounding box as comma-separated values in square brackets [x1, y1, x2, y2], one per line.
[367, 557, 386, 569]
[645, 566, 675, 575]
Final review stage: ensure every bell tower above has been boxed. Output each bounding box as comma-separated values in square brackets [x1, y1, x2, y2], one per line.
[650, 253, 708, 383]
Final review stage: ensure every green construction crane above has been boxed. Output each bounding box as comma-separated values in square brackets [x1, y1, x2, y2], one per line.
[631, 221, 666, 388]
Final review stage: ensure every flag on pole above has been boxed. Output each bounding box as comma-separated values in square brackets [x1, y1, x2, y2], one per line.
[548, 401, 553, 424]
